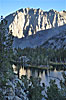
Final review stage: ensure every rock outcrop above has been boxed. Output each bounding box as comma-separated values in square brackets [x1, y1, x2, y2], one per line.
[0, 75, 29, 100]
[5, 8, 66, 38]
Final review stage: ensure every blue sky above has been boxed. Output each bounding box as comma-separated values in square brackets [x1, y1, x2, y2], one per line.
[0, 0, 66, 17]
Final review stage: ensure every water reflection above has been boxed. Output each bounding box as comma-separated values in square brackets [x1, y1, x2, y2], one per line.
[12, 64, 66, 87]
[26, 69, 31, 79]
[20, 67, 26, 78]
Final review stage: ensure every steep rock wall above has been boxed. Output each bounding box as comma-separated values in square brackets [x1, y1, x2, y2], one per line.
[5, 8, 66, 38]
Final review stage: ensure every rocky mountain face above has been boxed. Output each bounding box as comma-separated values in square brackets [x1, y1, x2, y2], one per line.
[42, 30, 66, 49]
[13, 24, 66, 49]
[5, 8, 66, 38]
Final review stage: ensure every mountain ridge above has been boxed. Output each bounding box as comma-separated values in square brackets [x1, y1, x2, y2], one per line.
[5, 8, 66, 38]
[4, 8, 66, 49]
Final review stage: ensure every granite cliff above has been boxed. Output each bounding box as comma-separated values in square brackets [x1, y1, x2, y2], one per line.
[5, 8, 66, 49]
[5, 8, 66, 38]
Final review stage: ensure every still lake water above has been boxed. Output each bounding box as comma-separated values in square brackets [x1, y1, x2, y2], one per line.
[13, 64, 66, 87]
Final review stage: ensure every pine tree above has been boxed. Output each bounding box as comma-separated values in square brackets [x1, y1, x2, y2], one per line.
[0, 17, 14, 99]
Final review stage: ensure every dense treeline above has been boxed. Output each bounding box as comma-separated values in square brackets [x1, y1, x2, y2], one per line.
[14, 47, 66, 66]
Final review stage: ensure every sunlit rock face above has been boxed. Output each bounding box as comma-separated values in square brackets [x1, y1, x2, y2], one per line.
[5, 8, 66, 38]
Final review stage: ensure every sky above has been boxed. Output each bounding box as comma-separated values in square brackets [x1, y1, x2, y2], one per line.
[0, 0, 66, 17]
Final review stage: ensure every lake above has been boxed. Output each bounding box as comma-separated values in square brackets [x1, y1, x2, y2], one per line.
[12, 64, 66, 87]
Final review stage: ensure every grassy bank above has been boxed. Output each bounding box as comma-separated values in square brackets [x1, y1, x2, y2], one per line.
[49, 61, 66, 67]
[25, 65, 53, 70]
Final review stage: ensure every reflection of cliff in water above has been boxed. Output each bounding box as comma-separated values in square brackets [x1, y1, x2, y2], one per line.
[45, 70, 48, 77]
[12, 64, 66, 87]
